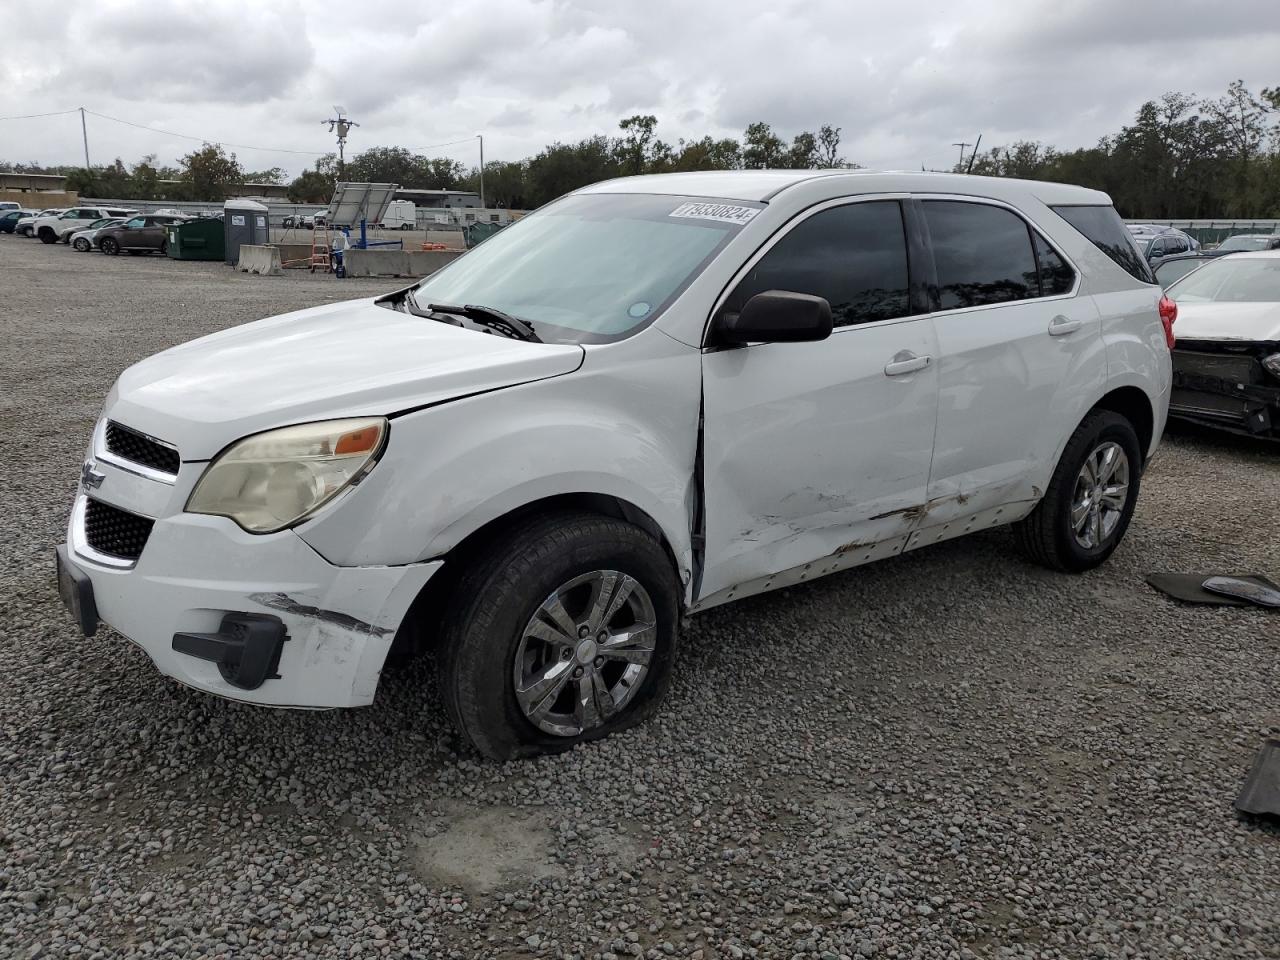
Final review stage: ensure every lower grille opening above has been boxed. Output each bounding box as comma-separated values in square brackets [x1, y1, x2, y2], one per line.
[84, 499, 154, 562]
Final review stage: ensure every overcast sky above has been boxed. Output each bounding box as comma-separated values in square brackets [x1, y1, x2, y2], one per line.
[2, 0, 1277, 178]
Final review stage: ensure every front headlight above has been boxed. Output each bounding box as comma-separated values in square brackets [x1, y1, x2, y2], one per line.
[1263, 353, 1280, 380]
[187, 418, 387, 533]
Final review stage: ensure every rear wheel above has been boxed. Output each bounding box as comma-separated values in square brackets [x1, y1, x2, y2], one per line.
[100, 237, 119, 255]
[1014, 410, 1142, 572]
[438, 512, 680, 759]
[38, 229, 57, 244]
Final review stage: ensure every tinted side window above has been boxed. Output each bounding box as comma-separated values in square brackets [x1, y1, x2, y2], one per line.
[725, 200, 911, 328]
[1052, 204, 1156, 283]
[1033, 235, 1075, 296]
[923, 201, 1037, 310]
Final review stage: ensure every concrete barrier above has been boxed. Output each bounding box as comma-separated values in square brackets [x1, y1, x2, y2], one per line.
[273, 243, 312, 266]
[344, 248, 462, 278]
[236, 245, 282, 276]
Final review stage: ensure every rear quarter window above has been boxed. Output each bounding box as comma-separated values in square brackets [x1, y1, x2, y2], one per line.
[1051, 205, 1156, 284]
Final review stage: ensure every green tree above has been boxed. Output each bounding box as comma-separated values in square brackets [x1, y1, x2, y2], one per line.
[742, 122, 786, 168]
[617, 114, 659, 175]
[525, 137, 620, 207]
[242, 166, 287, 185]
[179, 143, 243, 201]
[287, 169, 334, 203]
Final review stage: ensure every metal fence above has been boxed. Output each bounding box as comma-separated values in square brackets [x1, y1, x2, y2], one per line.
[78, 197, 521, 231]
[1124, 219, 1280, 246]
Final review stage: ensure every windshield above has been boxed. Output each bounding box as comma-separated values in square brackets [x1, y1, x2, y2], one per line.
[412, 193, 758, 343]
[1168, 257, 1280, 303]
[1217, 236, 1273, 252]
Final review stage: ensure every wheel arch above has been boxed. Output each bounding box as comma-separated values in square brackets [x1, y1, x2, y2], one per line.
[388, 492, 686, 662]
[1091, 384, 1156, 465]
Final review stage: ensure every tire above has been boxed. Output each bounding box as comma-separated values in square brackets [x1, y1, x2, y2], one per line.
[1014, 409, 1142, 573]
[38, 229, 57, 244]
[400, 223, 411, 230]
[73, 238, 90, 252]
[100, 238, 119, 255]
[438, 511, 680, 760]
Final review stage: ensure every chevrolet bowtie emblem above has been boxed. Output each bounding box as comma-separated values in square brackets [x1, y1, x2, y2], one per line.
[81, 461, 105, 490]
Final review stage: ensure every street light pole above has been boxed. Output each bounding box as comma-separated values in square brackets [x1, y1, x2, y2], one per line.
[79, 107, 90, 169]
[478, 134, 485, 209]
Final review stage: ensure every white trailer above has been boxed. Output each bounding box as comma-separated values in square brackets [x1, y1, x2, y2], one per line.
[378, 200, 417, 230]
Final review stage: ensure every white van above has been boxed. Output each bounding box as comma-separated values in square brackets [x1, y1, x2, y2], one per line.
[378, 199, 418, 230]
[57, 171, 1173, 758]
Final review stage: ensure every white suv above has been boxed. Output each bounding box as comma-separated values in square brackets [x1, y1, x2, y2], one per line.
[32, 206, 137, 244]
[57, 171, 1173, 758]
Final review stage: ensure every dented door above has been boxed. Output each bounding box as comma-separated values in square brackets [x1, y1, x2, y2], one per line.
[699, 318, 939, 600]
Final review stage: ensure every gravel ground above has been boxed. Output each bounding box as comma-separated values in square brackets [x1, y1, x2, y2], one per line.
[2, 236, 1278, 960]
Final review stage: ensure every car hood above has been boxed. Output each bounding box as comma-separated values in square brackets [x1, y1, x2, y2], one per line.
[1173, 301, 1280, 342]
[106, 297, 585, 459]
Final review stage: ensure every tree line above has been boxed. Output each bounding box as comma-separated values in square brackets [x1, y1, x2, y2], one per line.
[5, 81, 1278, 216]
[957, 81, 1280, 219]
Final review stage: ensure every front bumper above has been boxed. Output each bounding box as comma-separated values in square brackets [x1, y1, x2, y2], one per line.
[61, 440, 440, 708]
[1169, 341, 1280, 437]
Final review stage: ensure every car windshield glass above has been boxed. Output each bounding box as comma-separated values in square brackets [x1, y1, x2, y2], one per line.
[412, 193, 758, 343]
[1168, 257, 1280, 303]
[1217, 236, 1271, 252]
[88, 218, 111, 229]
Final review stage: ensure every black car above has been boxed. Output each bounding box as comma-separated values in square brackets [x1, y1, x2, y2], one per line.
[0, 209, 35, 234]
[1153, 253, 1215, 288]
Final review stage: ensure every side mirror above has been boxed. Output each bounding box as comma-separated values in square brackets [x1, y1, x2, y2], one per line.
[716, 290, 833, 345]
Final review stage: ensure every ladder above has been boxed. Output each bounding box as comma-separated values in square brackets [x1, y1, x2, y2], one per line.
[308, 222, 331, 273]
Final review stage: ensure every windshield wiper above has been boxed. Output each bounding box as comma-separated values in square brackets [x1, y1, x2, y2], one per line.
[427, 302, 542, 343]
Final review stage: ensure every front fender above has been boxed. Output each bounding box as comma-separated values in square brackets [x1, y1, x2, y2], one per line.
[296, 330, 703, 593]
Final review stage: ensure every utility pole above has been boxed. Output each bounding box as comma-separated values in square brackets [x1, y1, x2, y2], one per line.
[952, 141, 971, 170]
[79, 107, 90, 169]
[477, 134, 485, 209]
[322, 107, 359, 180]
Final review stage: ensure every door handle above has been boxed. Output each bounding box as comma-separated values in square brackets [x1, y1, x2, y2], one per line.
[884, 351, 931, 376]
[1048, 315, 1083, 336]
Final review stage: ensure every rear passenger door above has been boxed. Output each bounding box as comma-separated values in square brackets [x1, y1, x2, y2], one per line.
[917, 197, 1104, 529]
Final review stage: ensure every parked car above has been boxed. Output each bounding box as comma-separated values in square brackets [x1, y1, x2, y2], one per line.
[96, 214, 187, 255]
[1214, 234, 1280, 254]
[1154, 253, 1215, 288]
[56, 171, 1171, 758]
[152, 208, 187, 218]
[1165, 251, 1280, 437]
[282, 214, 314, 229]
[0, 201, 21, 212]
[1126, 224, 1200, 265]
[30, 206, 137, 244]
[69, 218, 127, 252]
[0, 209, 37, 234]
[15, 209, 64, 237]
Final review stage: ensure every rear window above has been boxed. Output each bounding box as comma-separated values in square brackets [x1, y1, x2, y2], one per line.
[1052, 205, 1155, 284]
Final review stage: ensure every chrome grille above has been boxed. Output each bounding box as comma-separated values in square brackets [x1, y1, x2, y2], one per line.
[105, 421, 180, 475]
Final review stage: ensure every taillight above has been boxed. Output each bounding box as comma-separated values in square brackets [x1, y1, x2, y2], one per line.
[1158, 294, 1177, 350]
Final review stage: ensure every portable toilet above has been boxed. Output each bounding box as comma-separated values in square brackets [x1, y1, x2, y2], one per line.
[223, 198, 270, 265]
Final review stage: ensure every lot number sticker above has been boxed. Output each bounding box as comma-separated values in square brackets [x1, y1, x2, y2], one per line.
[669, 202, 759, 225]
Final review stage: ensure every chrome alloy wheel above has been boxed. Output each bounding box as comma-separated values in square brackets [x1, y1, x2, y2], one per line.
[1071, 441, 1130, 550]
[513, 570, 657, 737]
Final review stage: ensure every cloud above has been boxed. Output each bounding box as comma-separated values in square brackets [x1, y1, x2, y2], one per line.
[0, 0, 1277, 178]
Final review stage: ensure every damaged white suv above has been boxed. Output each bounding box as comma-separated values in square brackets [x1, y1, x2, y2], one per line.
[58, 171, 1173, 758]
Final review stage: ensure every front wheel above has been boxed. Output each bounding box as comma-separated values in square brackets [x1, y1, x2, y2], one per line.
[73, 238, 90, 252]
[1014, 409, 1142, 572]
[100, 238, 119, 255]
[438, 512, 680, 759]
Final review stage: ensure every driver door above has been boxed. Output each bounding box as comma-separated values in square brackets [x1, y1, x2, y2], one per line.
[697, 198, 940, 603]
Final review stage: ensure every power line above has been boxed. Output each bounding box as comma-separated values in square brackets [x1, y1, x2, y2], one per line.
[406, 136, 482, 151]
[0, 108, 79, 121]
[84, 109, 327, 156]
